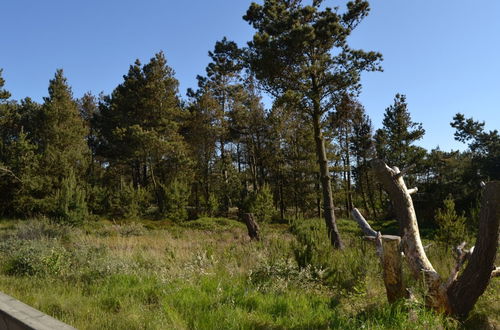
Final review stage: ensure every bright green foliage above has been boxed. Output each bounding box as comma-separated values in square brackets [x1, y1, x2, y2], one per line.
[250, 184, 275, 223]
[107, 180, 150, 219]
[52, 171, 88, 225]
[375, 94, 426, 169]
[434, 195, 468, 247]
[159, 180, 189, 221]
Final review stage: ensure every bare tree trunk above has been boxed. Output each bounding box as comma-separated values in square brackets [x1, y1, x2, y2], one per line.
[312, 111, 344, 249]
[380, 235, 406, 303]
[372, 159, 500, 316]
[447, 182, 500, 317]
[351, 208, 407, 303]
[243, 213, 260, 241]
[372, 160, 445, 310]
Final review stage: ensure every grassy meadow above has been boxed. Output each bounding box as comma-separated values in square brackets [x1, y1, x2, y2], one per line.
[0, 217, 497, 329]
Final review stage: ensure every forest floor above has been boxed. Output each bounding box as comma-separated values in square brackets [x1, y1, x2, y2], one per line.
[0, 217, 498, 329]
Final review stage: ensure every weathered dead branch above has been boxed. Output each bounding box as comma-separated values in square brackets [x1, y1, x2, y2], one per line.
[371, 159, 499, 317]
[352, 208, 377, 237]
[351, 208, 407, 303]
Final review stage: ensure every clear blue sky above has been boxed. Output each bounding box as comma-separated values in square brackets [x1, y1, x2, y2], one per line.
[1, 0, 499, 151]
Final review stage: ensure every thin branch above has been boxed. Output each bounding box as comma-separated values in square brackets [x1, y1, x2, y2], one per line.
[351, 208, 377, 237]
[446, 242, 470, 288]
[0, 167, 22, 183]
[408, 187, 418, 195]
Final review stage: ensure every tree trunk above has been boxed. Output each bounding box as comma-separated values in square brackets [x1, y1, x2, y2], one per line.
[380, 235, 406, 303]
[372, 159, 500, 316]
[344, 128, 353, 215]
[312, 111, 343, 249]
[243, 213, 260, 241]
[363, 158, 378, 218]
[279, 168, 285, 221]
[351, 208, 407, 303]
[447, 181, 500, 317]
[372, 160, 443, 309]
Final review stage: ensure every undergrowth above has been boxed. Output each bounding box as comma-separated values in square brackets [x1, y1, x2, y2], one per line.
[0, 217, 497, 329]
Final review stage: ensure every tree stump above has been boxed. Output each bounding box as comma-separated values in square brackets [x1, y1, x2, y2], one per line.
[380, 235, 406, 303]
[351, 208, 407, 303]
[243, 213, 260, 241]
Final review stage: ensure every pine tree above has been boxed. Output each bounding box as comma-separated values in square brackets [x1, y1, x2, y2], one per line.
[243, 0, 382, 248]
[451, 113, 500, 180]
[0, 69, 11, 102]
[375, 94, 426, 169]
[96, 52, 190, 217]
[40, 69, 89, 181]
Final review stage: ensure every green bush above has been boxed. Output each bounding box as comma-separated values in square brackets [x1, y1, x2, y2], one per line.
[85, 183, 108, 215]
[52, 171, 88, 225]
[201, 192, 219, 217]
[159, 180, 189, 221]
[434, 195, 468, 247]
[1, 241, 70, 277]
[14, 218, 69, 241]
[241, 184, 275, 223]
[290, 218, 373, 293]
[108, 179, 150, 219]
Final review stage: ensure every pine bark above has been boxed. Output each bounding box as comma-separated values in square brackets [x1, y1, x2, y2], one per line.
[312, 111, 343, 249]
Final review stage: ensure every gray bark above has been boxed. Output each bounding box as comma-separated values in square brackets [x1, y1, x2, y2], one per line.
[313, 112, 343, 249]
[372, 159, 500, 316]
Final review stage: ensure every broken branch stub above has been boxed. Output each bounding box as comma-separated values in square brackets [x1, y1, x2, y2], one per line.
[351, 208, 407, 303]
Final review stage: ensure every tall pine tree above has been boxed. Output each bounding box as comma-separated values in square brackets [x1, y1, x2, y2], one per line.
[244, 0, 382, 248]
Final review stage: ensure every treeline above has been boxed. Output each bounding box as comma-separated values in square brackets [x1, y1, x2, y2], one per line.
[0, 1, 498, 230]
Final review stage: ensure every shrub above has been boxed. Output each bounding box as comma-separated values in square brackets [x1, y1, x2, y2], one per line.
[52, 171, 88, 225]
[241, 184, 275, 223]
[14, 218, 69, 241]
[108, 179, 150, 219]
[434, 195, 468, 247]
[201, 193, 219, 217]
[159, 180, 189, 221]
[290, 218, 373, 293]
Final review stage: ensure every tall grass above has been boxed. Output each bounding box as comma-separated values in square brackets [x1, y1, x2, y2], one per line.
[0, 217, 497, 329]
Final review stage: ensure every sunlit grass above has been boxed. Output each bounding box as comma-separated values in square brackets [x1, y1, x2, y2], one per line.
[0, 217, 497, 329]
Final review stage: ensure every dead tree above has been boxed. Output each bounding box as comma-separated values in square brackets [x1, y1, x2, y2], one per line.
[372, 159, 499, 317]
[352, 208, 407, 303]
[243, 213, 260, 241]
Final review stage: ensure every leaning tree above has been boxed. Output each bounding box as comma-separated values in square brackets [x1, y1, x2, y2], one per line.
[243, 0, 382, 249]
